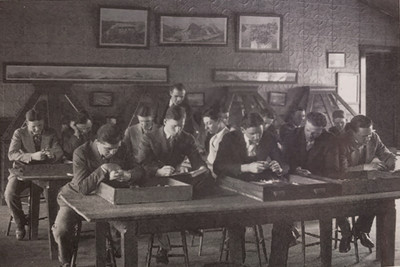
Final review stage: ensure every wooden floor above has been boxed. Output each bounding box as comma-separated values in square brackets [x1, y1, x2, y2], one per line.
[1, 201, 400, 267]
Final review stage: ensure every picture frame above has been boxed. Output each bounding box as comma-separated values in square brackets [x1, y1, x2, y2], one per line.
[327, 52, 346, 68]
[269, 92, 286, 106]
[213, 69, 297, 83]
[99, 7, 150, 48]
[3, 63, 169, 83]
[158, 14, 228, 46]
[186, 92, 205, 107]
[90, 92, 113, 107]
[337, 72, 359, 104]
[237, 14, 282, 52]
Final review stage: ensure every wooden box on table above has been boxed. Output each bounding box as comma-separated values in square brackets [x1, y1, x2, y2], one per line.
[218, 175, 341, 202]
[96, 177, 193, 205]
[315, 170, 400, 195]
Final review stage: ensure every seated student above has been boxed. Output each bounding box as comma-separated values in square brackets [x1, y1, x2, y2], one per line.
[283, 111, 339, 177]
[137, 105, 214, 264]
[260, 108, 281, 144]
[336, 115, 396, 253]
[280, 107, 306, 142]
[214, 112, 292, 266]
[52, 123, 144, 267]
[62, 110, 93, 161]
[202, 107, 230, 165]
[328, 109, 347, 136]
[123, 104, 158, 162]
[5, 109, 63, 240]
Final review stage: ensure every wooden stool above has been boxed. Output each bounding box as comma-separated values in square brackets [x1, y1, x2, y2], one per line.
[146, 231, 189, 267]
[333, 217, 372, 263]
[191, 228, 224, 256]
[220, 225, 268, 267]
[301, 221, 320, 267]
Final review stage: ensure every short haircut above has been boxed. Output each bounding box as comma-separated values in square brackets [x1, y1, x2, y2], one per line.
[170, 83, 186, 93]
[165, 105, 186, 121]
[349, 115, 372, 132]
[332, 110, 345, 119]
[136, 104, 154, 118]
[202, 107, 219, 121]
[74, 110, 91, 124]
[260, 108, 276, 120]
[25, 109, 44, 122]
[306, 112, 327, 127]
[96, 123, 122, 145]
[240, 112, 264, 129]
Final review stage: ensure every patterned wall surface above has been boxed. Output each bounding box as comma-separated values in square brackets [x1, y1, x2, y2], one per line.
[0, 0, 398, 118]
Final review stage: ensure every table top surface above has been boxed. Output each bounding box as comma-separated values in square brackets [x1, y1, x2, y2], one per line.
[19, 163, 73, 181]
[60, 185, 400, 223]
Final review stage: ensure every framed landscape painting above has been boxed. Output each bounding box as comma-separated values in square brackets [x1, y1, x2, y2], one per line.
[237, 14, 282, 52]
[4, 63, 169, 83]
[213, 69, 297, 83]
[99, 7, 149, 48]
[159, 14, 228, 46]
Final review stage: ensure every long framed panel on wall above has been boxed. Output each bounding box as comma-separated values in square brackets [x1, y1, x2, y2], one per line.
[213, 69, 297, 83]
[98, 6, 150, 48]
[3, 63, 169, 83]
[158, 14, 228, 46]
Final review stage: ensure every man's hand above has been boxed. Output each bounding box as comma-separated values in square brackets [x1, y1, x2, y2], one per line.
[268, 160, 283, 174]
[70, 121, 80, 137]
[242, 162, 267, 174]
[101, 163, 121, 173]
[156, 166, 175, 176]
[42, 148, 54, 159]
[295, 167, 312, 176]
[364, 162, 387, 171]
[109, 170, 131, 182]
[31, 151, 46, 161]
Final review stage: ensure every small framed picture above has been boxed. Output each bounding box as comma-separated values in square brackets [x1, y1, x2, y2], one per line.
[327, 52, 346, 68]
[186, 92, 205, 107]
[90, 92, 114, 107]
[99, 7, 149, 48]
[269, 92, 286, 106]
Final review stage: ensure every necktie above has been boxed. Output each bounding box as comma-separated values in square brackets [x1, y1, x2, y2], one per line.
[33, 135, 41, 152]
[247, 143, 257, 157]
[358, 145, 366, 164]
[168, 137, 175, 151]
[306, 140, 314, 151]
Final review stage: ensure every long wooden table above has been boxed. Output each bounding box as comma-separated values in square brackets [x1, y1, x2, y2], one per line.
[19, 163, 73, 260]
[60, 186, 399, 267]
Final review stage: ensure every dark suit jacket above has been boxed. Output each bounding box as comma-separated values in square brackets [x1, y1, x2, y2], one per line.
[8, 126, 63, 168]
[137, 127, 206, 177]
[157, 100, 195, 135]
[283, 127, 339, 177]
[213, 130, 287, 181]
[123, 124, 159, 162]
[338, 131, 396, 172]
[61, 127, 92, 160]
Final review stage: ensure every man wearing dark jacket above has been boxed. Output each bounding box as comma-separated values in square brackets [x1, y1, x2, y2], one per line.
[52, 123, 144, 267]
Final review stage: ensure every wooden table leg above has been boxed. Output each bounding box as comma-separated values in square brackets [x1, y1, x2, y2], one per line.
[29, 183, 41, 240]
[319, 218, 332, 267]
[227, 225, 245, 264]
[376, 199, 396, 267]
[44, 181, 60, 260]
[96, 222, 108, 267]
[119, 221, 138, 267]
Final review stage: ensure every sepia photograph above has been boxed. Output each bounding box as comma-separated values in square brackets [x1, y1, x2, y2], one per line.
[237, 14, 282, 52]
[328, 52, 346, 68]
[159, 15, 228, 45]
[99, 7, 149, 48]
[89, 91, 114, 106]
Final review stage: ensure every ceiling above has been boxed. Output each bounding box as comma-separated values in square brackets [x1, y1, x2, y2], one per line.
[359, 0, 399, 20]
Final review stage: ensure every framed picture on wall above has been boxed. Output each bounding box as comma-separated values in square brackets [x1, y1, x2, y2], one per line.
[99, 7, 150, 48]
[337, 72, 359, 104]
[327, 52, 346, 68]
[269, 92, 286, 106]
[158, 14, 228, 46]
[213, 69, 297, 83]
[237, 14, 282, 52]
[186, 92, 205, 107]
[90, 92, 113, 107]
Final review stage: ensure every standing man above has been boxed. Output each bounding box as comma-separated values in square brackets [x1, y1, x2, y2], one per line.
[157, 83, 195, 135]
[280, 107, 306, 142]
[52, 123, 144, 267]
[5, 109, 63, 240]
[138, 105, 214, 264]
[336, 115, 396, 252]
[214, 112, 292, 266]
[123, 104, 158, 162]
[328, 109, 347, 136]
[61, 110, 93, 160]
